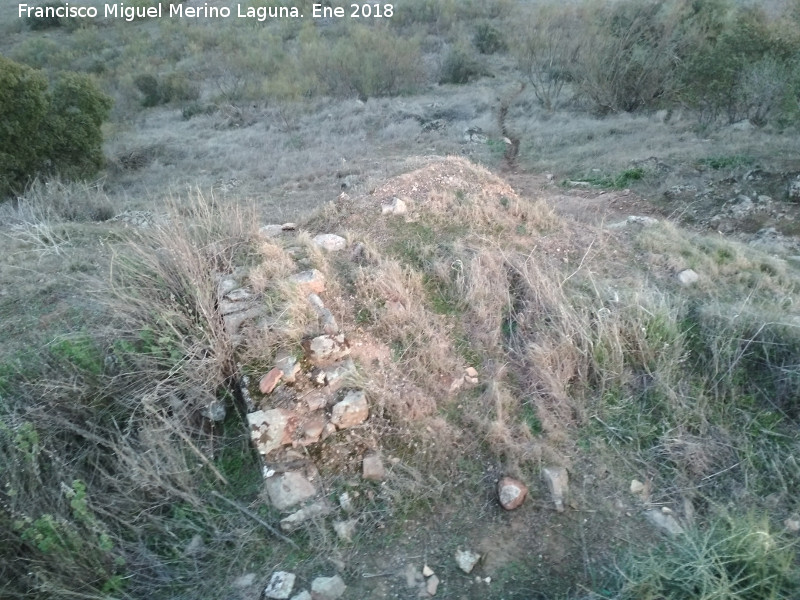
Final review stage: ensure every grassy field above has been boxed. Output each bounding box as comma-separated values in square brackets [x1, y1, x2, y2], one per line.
[2, 1, 800, 599]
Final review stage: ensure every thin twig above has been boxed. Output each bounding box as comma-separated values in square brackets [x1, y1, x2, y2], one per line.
[210, 491, 300, 550]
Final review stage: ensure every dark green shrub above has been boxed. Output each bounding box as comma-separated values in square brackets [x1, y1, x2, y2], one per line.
[27, 1, 68, 30]
[0, 56, 50, 197]
[135, 72, 200, 107]
[133, 73, 162, 107]
[474, 22, 506, 54]
[439, 45, 486, 84]
[302, 25, 424, 99]
[46, 73, 113, 180]
[0, 56, 112, 198]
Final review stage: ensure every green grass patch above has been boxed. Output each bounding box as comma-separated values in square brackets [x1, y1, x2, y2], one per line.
[696, 155, 754, 170]
[567, 167, 647, 189]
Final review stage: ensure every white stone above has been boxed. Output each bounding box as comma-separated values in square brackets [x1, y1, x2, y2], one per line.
[313, 234, 347, 252]
[645, 508, 684, 535]
[280, 500, 332, 532]
[498, 477, 527, 510]
[543, 466, 569, 512]
[333, 519, 358, 542]
[247, 409, 296, 456]
[455, 549, 480, 573]
[260, 224, 284, 238]
[264, 571, 296, 599]
[265, 471, 317, 511]
[426, 574, 440, 595]
[339, 492, 354, 513]
[290, 269, 326, 294]
[232, 573, 256, 588]
[304, 334, 350, 362]
[422, 565, 434, 577]
[362, 454, 385, 481]
[381, 197, 407, 215]
[310, 575, 346, 599]
[630, 479, 645, 494]
[677, 269, 699, 286]
[331, 390, 369, 429]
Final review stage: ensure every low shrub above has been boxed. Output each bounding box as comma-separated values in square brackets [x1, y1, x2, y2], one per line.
[439, 44, 487, 84]
[474, 22, 506, 54]
[617, 514, 800, 599]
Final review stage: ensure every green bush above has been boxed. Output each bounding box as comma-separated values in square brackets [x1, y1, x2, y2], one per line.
[302, 24, 424, 99]
[0, 56, 112, 198]
[439, 44, 487, 84]
[474, 22, 506, 54]
[26, 1, 70, 30]
[617, 514, 800, 600]
[0, 57, 50, 198]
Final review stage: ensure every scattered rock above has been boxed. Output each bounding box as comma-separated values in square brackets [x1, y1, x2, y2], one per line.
[200, 399, 226, 422]
[310, 575, 346, 600]
[404, 564, 423, 588]
[784, 517, 800, 532]
[677, 269, 699, 286]
[645, 508, 684, 536]
[422, 565, 434, 578]
[298, 414, 326, 445]
[290, 269, 326, 294]
[260, 368, 284, 394]
[280, 500, 332, 532]
[225, 288, 253, 302]
[609, 215, 659, 229]
[730, 119, 753, 131]
[426, 574, 440, 596]
[322, 422, 337, 440]
[362, 454, 385, 481]
[265, 471, 317, 511]
[223, 306, 265, 335]
[247, 409, 297, 455]
[218, 298, 250, 315]
[789, 176, 800, 201]
[381, 197, 407, 216]
[543, 466, 569, 512]
[630, 479, 645, 494]
[217, 276, 239, 298]
[183, 534, 204, 556]
[464, 126, 487, 144]
[275, 353, 301, 384]
[464, 366, 478, 378]
[455, 549, 481, 574]
[448, 376, 464, 393]
[260, 224, 284, 238]
[290, 592, 311, 600]
[313, 234, 347, 252]
[307, 293, 339, 335]
[333, 519, 358, 542]
[498, 477, 528, 510]
[330, 390, 369, 429]
[232, 573, 256, 588]
[339, 492, 354, 513]
[321, 359, 356, 387]
[264, 571, 296, 599]
[303, 334, 350, 362]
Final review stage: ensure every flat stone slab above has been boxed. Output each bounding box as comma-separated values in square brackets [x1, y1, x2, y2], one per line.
[265, 471, 317, 511]
[247, 409, 297, 455]
[331, 390, 369, 429]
